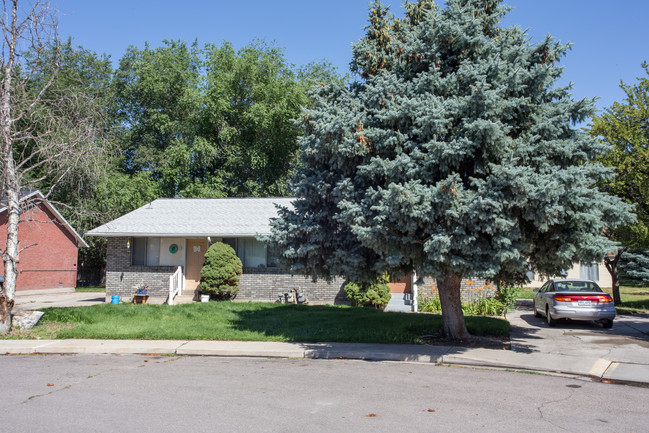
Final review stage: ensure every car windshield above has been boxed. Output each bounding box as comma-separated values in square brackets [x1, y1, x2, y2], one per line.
[554, 281, 603, 292]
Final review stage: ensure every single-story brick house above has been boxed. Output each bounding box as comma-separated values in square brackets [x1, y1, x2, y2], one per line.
[0, 190, 88, 293]
[88, 197, 613, 308]
[87, 198, 354, 306]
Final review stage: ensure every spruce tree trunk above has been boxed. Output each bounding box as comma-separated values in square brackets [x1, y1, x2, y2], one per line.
[604, 249, 624, 306]
[437, 274, 471, 340]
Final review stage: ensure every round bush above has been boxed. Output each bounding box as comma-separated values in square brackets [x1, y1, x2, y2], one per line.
[344, 274, 391, 308]
[199, 242, 243, 300]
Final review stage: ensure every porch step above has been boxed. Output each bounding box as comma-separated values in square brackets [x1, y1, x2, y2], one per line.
[384, 293, 414, 312]
[173, 294, 196, 305]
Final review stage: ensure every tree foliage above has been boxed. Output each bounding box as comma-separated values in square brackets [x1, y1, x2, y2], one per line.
[590, 62, 649, 303]
[344, 274, 391, 308]
[269, 0, 633, 339]
[42, 39, 341, 282]
[619, 250, 649, 285]
[112, 39, 340, 198]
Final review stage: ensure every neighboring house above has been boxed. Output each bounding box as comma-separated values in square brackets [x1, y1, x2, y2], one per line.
[0, 190, 88, 293]
[86, 198, 348, 305]
[523, 262, 613, 288]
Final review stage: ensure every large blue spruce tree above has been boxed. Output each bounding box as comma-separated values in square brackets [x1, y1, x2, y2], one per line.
[269, 0, 633, 339]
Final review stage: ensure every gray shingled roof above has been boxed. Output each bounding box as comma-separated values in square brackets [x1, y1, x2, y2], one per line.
[87, 197, 295, 237]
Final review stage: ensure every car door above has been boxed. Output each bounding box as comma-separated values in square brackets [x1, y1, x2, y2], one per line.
[535, 281, 551, 313]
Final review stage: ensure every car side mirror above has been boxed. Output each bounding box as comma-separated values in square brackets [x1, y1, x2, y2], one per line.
[533, 288, 539, 293]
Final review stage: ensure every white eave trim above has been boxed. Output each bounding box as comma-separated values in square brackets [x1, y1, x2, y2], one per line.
[86, 232, 271, 238]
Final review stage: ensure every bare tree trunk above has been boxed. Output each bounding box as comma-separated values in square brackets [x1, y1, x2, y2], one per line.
[0, 0, 19, 334]
[437, 274, 471, 340]
[604, 249, 624, 306]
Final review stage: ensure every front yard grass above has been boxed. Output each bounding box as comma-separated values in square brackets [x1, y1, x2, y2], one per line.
[4, 302, 509, 343]
[608, 286, 649, 314]
[75, 286, 106, 293]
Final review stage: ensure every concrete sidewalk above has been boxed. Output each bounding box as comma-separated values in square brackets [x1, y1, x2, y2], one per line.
[1, 336, 648, 385]
[3, 295, 649, 385]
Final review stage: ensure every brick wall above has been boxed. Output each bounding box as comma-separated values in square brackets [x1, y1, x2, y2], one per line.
[238, 268, 348, 305]
[106, 237, 501, 306]
[418, 276, 496, 303]
[106, 238, 349, 305]
[106, 237, 178, 301]
[0, 202, 79, 291]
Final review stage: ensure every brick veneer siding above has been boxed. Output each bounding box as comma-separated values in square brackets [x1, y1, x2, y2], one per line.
[106, 236, 498, 306]
[105, 238, 349, 304]
[418, 276, 496, 303]
[237, 268, 348, 305]
[0, 202, 79, 291]
[106, 237, 178, 301]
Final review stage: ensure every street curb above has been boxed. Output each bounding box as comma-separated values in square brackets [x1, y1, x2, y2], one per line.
[1, 339, 648, 386]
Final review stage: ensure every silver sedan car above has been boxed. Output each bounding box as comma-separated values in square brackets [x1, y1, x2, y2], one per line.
[533, 279, 616, 328]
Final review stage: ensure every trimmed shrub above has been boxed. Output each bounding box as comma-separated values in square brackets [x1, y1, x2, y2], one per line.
[199, 242, 243, 300]
[344, 274, 391, 309]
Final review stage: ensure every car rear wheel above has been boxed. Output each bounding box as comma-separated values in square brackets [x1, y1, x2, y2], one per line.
[546, 306, 557, 326]
[602, 319, 613, 329]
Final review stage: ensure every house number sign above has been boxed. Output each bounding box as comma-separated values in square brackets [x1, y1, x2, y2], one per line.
[169, 244, 178, 254]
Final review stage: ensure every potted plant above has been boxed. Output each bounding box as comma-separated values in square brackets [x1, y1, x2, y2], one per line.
[133, 283, 149, 304]
[134, 283, 148, 295]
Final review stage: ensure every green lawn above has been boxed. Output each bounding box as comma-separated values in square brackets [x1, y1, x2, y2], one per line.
[608, 286, 649, 314]
[517, 285, 649, 314]
[5, 302, 509, 342]
[75, 286, 106, 293]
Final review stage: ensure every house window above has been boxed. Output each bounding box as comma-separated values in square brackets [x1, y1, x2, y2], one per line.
[131, 237, 160, 266]
[222, 238, 279, 268]
[580, 262, 599, 281]
[266, 245, 281, 268]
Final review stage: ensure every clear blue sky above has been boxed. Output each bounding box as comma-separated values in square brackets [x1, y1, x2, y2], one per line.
[56, 0, 648, 116]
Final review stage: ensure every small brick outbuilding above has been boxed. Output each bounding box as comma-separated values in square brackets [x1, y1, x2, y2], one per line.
[0, 191, 88, 293]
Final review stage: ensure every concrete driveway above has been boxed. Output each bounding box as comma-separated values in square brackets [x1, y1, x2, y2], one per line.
[13, 291, 105, 312]
[510, 301, 649, 365]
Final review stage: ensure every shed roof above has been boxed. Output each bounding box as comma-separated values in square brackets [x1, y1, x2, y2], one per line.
[87, 197, 295, 238]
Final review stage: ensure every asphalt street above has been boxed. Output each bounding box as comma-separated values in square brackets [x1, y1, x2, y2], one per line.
[1, 354, 648, 432]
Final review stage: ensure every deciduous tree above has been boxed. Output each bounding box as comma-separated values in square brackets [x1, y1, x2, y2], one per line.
[1, 0, 105, 332]
[590, 62, 649, 304]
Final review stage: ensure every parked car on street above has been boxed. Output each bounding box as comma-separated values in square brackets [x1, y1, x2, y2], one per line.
[533, 279, 615, 328]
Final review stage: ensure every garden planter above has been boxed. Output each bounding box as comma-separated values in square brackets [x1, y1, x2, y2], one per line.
[201, 294, 210, 303]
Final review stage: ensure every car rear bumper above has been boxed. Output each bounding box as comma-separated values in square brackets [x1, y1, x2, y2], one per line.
[550, 304, 616, 321]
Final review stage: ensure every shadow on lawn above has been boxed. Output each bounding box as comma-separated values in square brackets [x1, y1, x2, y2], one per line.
[227, 303, 509, 352]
